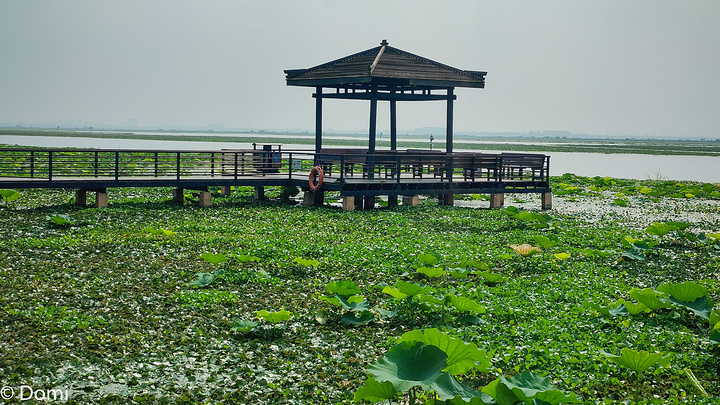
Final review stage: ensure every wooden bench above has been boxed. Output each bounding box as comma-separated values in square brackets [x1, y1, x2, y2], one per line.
[451, 153, 501, 181]
[499, 153, 548, 181]
[316, 149, 367, 177]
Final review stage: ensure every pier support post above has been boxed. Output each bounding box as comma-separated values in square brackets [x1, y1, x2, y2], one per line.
[173, 188, 184, 205]
[95, 191, 108, 208]
[342, 196, 355, 211]
[254, 186, 265, 200]
[387, 195, 398, 207]
[75, 190, 87, 207]
[199, 191, 212, 207]
[541, 192, 552, 210]
[363, 196, 375, 210]
[303, 191, 324, 207]
[438, 194, 454, 206]
[489, 193, 505, 209]
[402, 195, 419, 207]
[220, 186, 232, 196]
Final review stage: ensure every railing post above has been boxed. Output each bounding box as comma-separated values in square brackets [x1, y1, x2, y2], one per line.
[234, 153, 238, 180]
[115, 152, 120, 180]
[94, 151, 99, 177]
[211, 152, 215, 177]
[339, 155, 345, 182]
[176, 152, 181, 180]
[48, 151, 53, 181]
[154, 152, 159, 177]
[288, 152, 293, 179]
[30, 151, 35, 178]
[396, 154, 401, 184]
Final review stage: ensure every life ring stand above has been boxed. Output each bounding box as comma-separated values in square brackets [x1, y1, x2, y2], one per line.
[308, 166, 324, 191]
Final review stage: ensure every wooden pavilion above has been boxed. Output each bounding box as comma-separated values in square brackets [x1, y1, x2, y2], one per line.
[284, 39, 487, 154]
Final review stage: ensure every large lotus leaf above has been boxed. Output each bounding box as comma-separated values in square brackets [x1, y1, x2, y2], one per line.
[668, 295, 714, 320]
[582, 300, 627, 317]
[397, 328, 491, 374]
[601, 348, 671, 372]
[327, 280, 361, 298]
[553, 252, 570, 261]
[615, 299, 650, 315]
[532, 235, 558, 249]
[231, 319, 258, 332]
[200, 252, 228, 265]
[337, 295, 370, 312]
[710, 309, 720, 327]
[443, 396, 492, 405]
[368, 341, 447, 392]
[187, 272, 216, 288]
[319, 295, 341, 307]
[341, 310, 374, 325]
[657, 281, 709, 303]
[353, 376, 398, 403]
[646, 221, 688, 237]
[256, 309, 292, 324]
[477, 271, 507, 285]
[448, 268, 470, 279]
[621, 246, 646, 261]
[417, 294, 445, 306]
[417, 266, 446, 278]
[428, 372, 487, 401]
[460, 260, 489, 271]
[376, 306, 399, 319]
[394, 280, 431, 297]
[498, 371, 579, 404]
[417, 253, 439, 266]
[0, 189, 20, 202]
[293, 257, 319, 267]
[382, 286, 408, 300]
[448, 295, 486, 314]
[629, 288, 673, 311]
[481, 377, 520, 405]
[47, 214, 74, 225]
[710, 323, 720, 345]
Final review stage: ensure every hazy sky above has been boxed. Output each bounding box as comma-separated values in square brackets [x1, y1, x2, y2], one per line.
[1, 1, 719, 138]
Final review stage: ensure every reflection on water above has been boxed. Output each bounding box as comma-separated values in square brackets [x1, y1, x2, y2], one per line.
[1, 135, 718, 183]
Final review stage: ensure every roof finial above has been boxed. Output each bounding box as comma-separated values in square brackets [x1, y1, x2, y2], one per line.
[380, 39, 388, 46]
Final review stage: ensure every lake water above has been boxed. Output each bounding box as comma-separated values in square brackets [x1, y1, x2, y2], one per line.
[1, 134, 718, 183]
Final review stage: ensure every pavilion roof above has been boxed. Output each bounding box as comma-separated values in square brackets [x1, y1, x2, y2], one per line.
[285, 40, 486, 89]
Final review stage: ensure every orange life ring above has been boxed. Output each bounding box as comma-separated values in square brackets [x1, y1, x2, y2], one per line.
[308, 166, 324, 191]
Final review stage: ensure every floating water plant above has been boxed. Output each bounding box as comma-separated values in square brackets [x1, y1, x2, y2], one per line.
[200, 252, 228, 265]
[46, 214, 75, 227]
[657, 281, 714, 319]
[0, 189, 20, 204]
[142, 226, 176, 236]
[293, 257, 319, 267]
[256, 309, 292, 324]
[601, 348, 671, 373]
[509, 243, 542, 257]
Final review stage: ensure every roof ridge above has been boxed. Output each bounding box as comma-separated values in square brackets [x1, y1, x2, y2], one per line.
[378, 46, 485, 81]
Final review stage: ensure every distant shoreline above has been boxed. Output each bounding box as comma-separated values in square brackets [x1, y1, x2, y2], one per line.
[1, 128, 719, 157]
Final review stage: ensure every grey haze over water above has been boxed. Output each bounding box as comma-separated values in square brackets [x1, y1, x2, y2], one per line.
[1, 1, 719, 139]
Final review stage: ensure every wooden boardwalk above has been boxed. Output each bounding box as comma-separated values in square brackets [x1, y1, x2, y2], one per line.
[0, 147, 552, 209]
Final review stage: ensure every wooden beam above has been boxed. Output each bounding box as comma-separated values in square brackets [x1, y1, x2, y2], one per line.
[315, 92, 454, 102]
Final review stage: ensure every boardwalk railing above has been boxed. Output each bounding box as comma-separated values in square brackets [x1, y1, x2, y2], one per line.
[0, 147, 549, 190]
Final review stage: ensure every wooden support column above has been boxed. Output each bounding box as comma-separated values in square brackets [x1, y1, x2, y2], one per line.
[75, 190, 87, 207]
[254, 186, 265, 200]
[402, 195, 419, 206]
[438, 194, 454, 206]
[368, 86, 378, 153]
[541, 192, 552, 210]
[363, 196, 375, 210]
[342, 196, 355, 211]
[489, 193, 505, 209]
[199, 191, 212, 207]
[95, 191, 108, 208]
[303, 191, 324, 207]
[390, 90, 397, 151]
[387, 195, 398, 207]
[173, 188, 184, 205]
[220, 186, 231, 196]
[446, 88, 454, 153]
[315, 86, 323, 153]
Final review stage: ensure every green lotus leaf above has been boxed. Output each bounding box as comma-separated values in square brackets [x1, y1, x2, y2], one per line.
[532, 235, 558, 249]
[497, 371, 579, 404]
[613, 198, 628, 207]
[417, 294, 445, 306]
[231, 319, 258, 332]
[481, 377, 520, 405]
[657, 281, 709, 304]
[710, 309, 720, 327]
[646, 221, 690, 237]
[187, 272, 216, 288]
[376, 306, 399, 319]
[553, 252, 570, 261]
[353, 376, 398, 403]
[315, 309, 330, 325]
[394, 281, 431, 297]
[710, 323, 720, 345]
[234, 254, 259, 263]
[417, 253, 439, 266]
[621, 246, 646, 261]
[582, 300, 627, 316]
[367, 341, 447, 392]
[416, 266, 446, 278]
[47, 214, 74, 225]
[460, 260, 489, 270]
[382, 286, 408, 300]
[294, 257, 319, 267]
[615, 299, 650, 315]
[447, 295, 486, 314]
[448, 268, 470, 279]
[319, 295, 341, 307]
[0, 189, 20, 202]
[601, 348, 671, 372]
[327, 280, 362, 298]
[477, 271, 507, 285]
[398, 328, 491, 374]
[341, 310, 374, 325]
[428, 372, 487, 401]
[668, 295, 714, 320]
[257, 309, 292, 324]
[337, 295, 370, 312]
[629, 288, 672, 311]
[200, 252, 228, 265]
